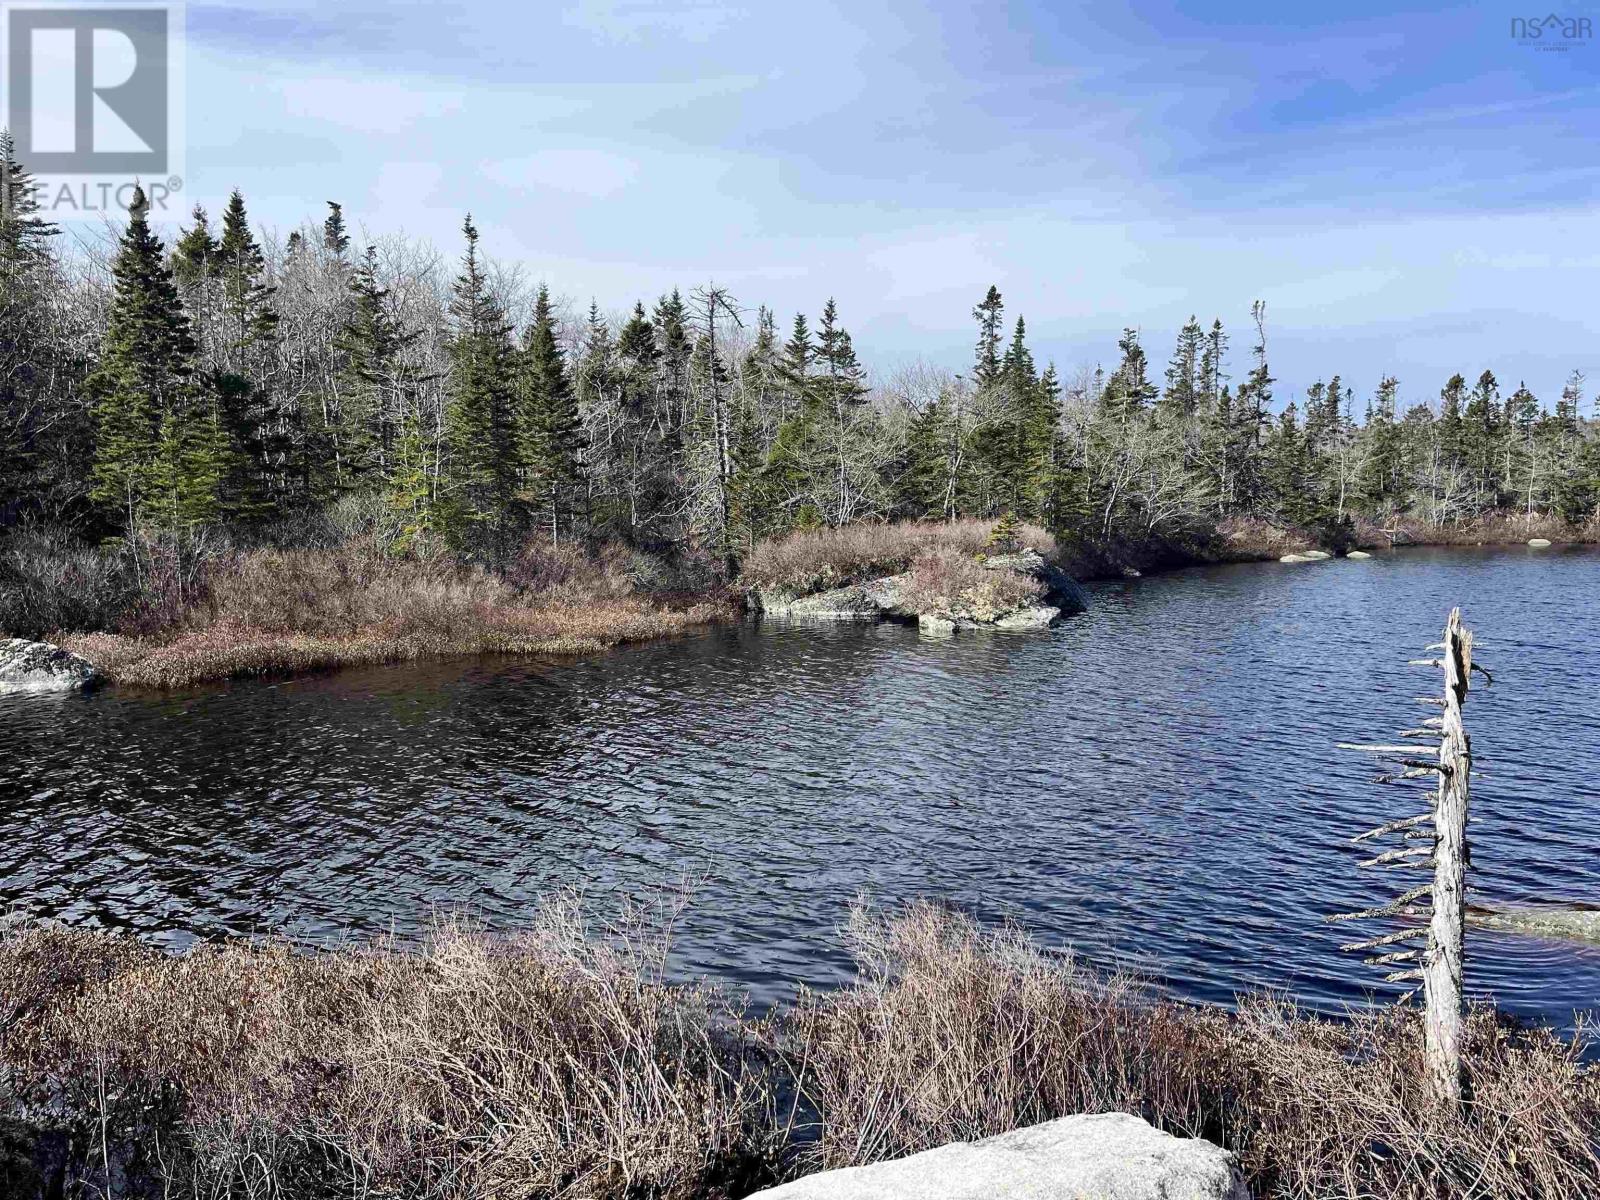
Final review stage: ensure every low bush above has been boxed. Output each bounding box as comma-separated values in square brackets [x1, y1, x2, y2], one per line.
[0, 903, 779, 1200]
[742, 519, 1055, 597]
[4, 902, 1595, 1200]
[0, 526, 138, 639]
[789, 902, 1600, 1199]
[1355, 511, 1600, 549]
[895, 546, 1045, 619]
[48, 539, 728, 688]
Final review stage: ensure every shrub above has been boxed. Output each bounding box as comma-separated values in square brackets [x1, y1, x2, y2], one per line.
[0, 904, 779, 1200]
[742, 520, 1055, 597]
[896, 546, 1044, 619]
[785, 903, 1600, 1200]
[0, 525, 137, 639]
[3, 903, 1597, 1200]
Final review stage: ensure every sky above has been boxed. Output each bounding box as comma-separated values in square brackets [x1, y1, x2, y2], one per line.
[163, 2, 1600, 407]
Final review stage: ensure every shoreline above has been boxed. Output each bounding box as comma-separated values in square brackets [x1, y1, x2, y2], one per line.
[1, 902, 1593, 1200]
[18, 516, 1599, 693]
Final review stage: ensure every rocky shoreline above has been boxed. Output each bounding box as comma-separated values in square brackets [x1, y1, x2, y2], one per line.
[752, 547, 1089, 633]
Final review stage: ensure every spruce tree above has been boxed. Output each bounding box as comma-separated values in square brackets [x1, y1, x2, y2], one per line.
[1160, 316, 1204, 422]
[90, 186, 220, 537]
[1358, 376, 1405, 514]
[333, 244, 418, 490]
[213, 189, 281, 515]
[972, 286, 1004, 391]
[0, 132, 63, 519]
[323, 201, 350, 257]
[520, 284, 586, 544]
[1101, 328, 1157, 419]
[441, 216, 521, 560]
[1463, 370, 1501, 505]
[813, 298, 869, 523]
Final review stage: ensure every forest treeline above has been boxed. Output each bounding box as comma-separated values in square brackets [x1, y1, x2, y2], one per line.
[4, 141, 1599, 590]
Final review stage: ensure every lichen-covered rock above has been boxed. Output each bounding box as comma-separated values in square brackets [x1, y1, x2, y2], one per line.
[0, 639, 98, 694]
[748, 1112, 1248, 1200]
[1346, 550, 1373, 560]
[756, 585, 886, 620]
[981, 549, 1089, 615]
[754, 547, 1086, 632]
[994, 605, 1061, 631]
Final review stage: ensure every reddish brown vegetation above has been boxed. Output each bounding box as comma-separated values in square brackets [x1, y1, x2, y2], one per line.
[3, 902, 1595, 1200]
[60, 543, 728, 689]
[740, 519, 1056, 597]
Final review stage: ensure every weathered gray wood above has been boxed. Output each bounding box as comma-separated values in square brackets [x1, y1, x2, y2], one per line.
[1331, 608, 1484, 1113]
[1424, 608, 1473, 1111]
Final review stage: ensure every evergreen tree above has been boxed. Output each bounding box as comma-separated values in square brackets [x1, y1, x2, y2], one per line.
[813, 297, 869, 524]
[323, 201, 350, 257]
[90, 186, 222, 536]
[171, 205, 216, 293]
[898, 391, 955, 519]
[1160, 316, 1203, 422]
[520, 284, 586, 544]
[332, 244, 418, 490]
[1358, 375, 1405, 513]
[1229, 301, 1273, 508]
[212, 189, 282, 516]
[1263, 403, 1312, 523]
[441, 216, 521, 560]
[0, 131, 65, 520]
[1463, 370, 1501, 505]
[972, 285, 1004, 390]
[1437, 373, 1467, 466]
[1100, 328, 1157, 419]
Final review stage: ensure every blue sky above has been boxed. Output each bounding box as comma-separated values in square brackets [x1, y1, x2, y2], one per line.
[178, 0, 1599, 408]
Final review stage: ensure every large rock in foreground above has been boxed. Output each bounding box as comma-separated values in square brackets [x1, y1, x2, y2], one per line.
[749, 1113, 1247, 1200]
[0, 638, 99, 694]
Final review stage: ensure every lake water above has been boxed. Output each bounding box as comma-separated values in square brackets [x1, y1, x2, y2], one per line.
[3, 546, 1597, 1026]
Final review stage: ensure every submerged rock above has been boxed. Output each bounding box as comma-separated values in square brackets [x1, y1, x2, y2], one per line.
[994, 604, 1061, 630]
[0, 639, 98, 694]
[748, 1112, 1247, 1200]
[1468, 904, 1600, 945]
[1346, 550, 1373, 560]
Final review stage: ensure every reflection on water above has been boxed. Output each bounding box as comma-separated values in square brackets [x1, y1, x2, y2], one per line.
[3, 546, 1598, 1024]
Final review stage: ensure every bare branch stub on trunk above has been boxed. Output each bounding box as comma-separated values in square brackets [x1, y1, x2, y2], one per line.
[1330, 607, 1484, 1111]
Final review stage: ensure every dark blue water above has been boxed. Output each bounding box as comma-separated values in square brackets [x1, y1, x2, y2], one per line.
[2, 546, 1597, 1026]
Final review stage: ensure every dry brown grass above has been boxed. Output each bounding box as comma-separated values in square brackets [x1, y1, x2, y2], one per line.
[786, 903, 1600, 1200]
[0, 902, 779, 1200]
[59, 544, 729, 689]
[1354, 511, 1600, 549]
[741, 520, 1056, 598]
[895, 546, 1045, 620]
[3, 903, 1596, 1200]
[1212, 516, 1317, 562]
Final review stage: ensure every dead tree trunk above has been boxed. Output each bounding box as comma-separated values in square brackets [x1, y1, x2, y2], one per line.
[1331, 607, 1487, 1111]
[1425, 609, 1473, 1108]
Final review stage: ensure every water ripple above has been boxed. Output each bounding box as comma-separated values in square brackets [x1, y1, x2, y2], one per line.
[2, 546, 1597, 1024]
